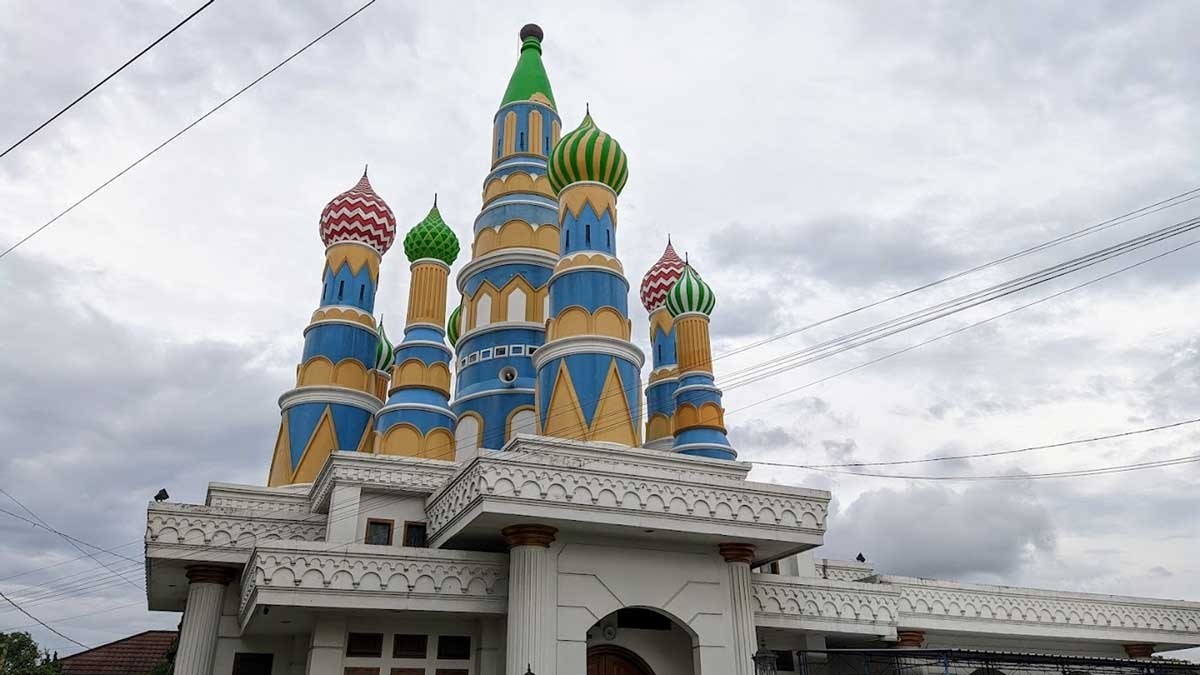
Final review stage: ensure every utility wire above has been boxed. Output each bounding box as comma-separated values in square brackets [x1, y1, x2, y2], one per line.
[0, 0, 379, 261]
[0, 493, 141, 590]
[751, 416, 1200, 470]
[0, 589, 89, 649]
[1, 1, 215, 159]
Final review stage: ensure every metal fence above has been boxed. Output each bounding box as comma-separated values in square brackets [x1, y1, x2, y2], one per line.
[796, 650, 1200, 675]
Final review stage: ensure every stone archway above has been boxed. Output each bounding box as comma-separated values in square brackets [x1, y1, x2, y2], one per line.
[588, 645, 656, 675]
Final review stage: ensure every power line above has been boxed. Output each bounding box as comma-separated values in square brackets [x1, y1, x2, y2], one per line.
[0, 589, 89, 650]
[0, 0, 379, 261]
[751, 415, 1200, 470]
[0, 601, 142, 634]
[0, 1, 215, 159]
[0, 492, 142, 590]
[806, 453, 1200, 481]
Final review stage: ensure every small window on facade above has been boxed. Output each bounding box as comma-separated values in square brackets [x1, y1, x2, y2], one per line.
[338, 280, 345, 301]
[344, 669, 380, 675]
[232, 653, 273, 675]
[391, 670, 422, 675]
[392, 634, 428, 659]
[346, 633, 384, 658]
[510, 345, 524, 355]
[403, 522, 428, 548]
[364, 519, 393, 546]
[519, 131, 525, 150]
[606, 229, 610, 247]
[768, 561, 781, 574]
[467, 353, 479, 364]
[358, 285, 365, 303]
[494, 346, 508, 357]
[480, 348, 492, 360]
[436, 635, 472, 660]
[585, 224, 591, 244]
[657, 344, 662, 361]
[434, 670, 468, 675]
[526, 346, 537, 355]
[565, 231, 570, 249]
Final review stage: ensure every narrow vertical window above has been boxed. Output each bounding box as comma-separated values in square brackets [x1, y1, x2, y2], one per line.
[565, 231, 570, 249]
[585, 224, 591, 245]
[337, 280, 345, 301]
[606, 229, 610, 248]
[358, 285, 365, 303]
[519, 131, 525, 150]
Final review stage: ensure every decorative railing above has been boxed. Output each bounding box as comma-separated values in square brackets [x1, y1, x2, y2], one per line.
[310, 451, 458, 512]
[882, 575, 1200, 642]
[426, 437, 829, 541]
[753, 575, 899, 637]
[239, 541, 508, 623]
[145, 503, 326, 551]
[816, 558, 874, 582]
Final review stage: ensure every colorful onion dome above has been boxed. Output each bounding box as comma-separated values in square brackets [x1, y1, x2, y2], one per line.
[665, 264, 716, 317]
[446, 304, 462, 345]
[375, 319, 395, 370]
[319, 170, 397, 255]
[500, 24, 556, 109]
[403, 200, 460, 265]
[640, 239, 686, 312]
[547, 111, 629, 196]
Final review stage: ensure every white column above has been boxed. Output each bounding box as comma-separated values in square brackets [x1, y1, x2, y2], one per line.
[502, 524, 557, 675]
[719, 544, 757, 675]
[307, 613, 347, 675]
[175, 565, 236, 675]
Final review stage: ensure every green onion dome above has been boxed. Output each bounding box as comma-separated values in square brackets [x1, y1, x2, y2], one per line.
[403, 202, 460, 265]
[665, 264, 716, 317]
[375, 319, 395, 370]
[547, 111, 629, 196]
[446, 304, 462, 346]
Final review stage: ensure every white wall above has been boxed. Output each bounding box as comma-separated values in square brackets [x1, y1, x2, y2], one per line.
[211, 584, 302, 675]
[587, 618, 694, 675]
[354, 492, 427, 549]
[554, 536, 736, 674]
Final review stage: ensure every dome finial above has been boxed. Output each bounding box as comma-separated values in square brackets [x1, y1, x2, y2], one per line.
[519, 23, 543, 42]
[362, 163, 368, 177]
[433, 192, 438, 208]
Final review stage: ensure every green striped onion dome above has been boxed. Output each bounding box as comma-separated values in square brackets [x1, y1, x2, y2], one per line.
[547, 112, 629, 196]
[446, 304, 462, 346]
[665, 264, 716, 317]
[375, 319, 395, 370]
[403, 204, 460, 265]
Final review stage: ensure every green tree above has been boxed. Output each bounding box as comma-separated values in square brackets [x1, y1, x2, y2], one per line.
[0, 632, 62, 675]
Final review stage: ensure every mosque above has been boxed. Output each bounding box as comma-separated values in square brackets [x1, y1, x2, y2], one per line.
[143, 24, 1200, 675]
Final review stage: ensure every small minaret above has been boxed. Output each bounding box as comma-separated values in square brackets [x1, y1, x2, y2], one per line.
[639, 239, 685, 449]
[536, 110, 644, 445]
[268, 170, 397, 486]
[666, 262, 735, 460]
[374, 201, 461, 460]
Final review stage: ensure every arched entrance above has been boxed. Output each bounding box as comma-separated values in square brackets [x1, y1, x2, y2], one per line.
[588, 645, 656, 675]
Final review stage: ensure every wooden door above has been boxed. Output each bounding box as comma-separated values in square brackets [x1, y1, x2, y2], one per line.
[587, 646, 654, 675]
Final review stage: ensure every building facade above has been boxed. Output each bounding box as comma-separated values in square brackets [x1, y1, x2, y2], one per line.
[145, 24, 1200, 675]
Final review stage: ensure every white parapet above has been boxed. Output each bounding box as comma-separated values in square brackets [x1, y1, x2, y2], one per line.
[878, 574, 1200, 648]
[425, 434, 831, 563]
[239, 540, 509, 627]
[752, 574, 900, 640]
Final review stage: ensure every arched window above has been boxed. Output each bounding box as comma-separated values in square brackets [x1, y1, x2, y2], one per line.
[475, 294, 493, 329]
[507, 288, 527, 322]
[454, 416, 481, 461]
[509, 408, 537, 439]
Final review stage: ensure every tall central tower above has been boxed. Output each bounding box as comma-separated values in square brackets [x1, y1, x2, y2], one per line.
[449, 25, 562, 456]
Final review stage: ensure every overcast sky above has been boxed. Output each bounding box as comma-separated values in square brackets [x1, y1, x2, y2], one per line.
[2, 0, 1199, 657]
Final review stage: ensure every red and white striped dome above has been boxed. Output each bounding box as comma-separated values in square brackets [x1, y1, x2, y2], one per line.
[319, 172, 397, 255]
[640, 239, 686, 312]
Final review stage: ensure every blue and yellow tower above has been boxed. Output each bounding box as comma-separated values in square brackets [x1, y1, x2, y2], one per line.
[373, 201, 461, 460]
[269, 171, 397, 486]
[639, 240, 686, 449]
[450, 24, 561, 455]
[534, 111, 644, 445]
[665, 263, 735, 460]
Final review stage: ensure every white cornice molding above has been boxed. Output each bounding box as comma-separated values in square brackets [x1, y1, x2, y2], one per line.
[376, 402, 455, 417]
[456, 248, 558, 291]
[547, 264, 630, 286]
[451, 387, 536, 405]
[303, 319, 378, 337]
[457, 321, 545, 344]
[278, 386, 382, 414]
[532, 335, 645, 370]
